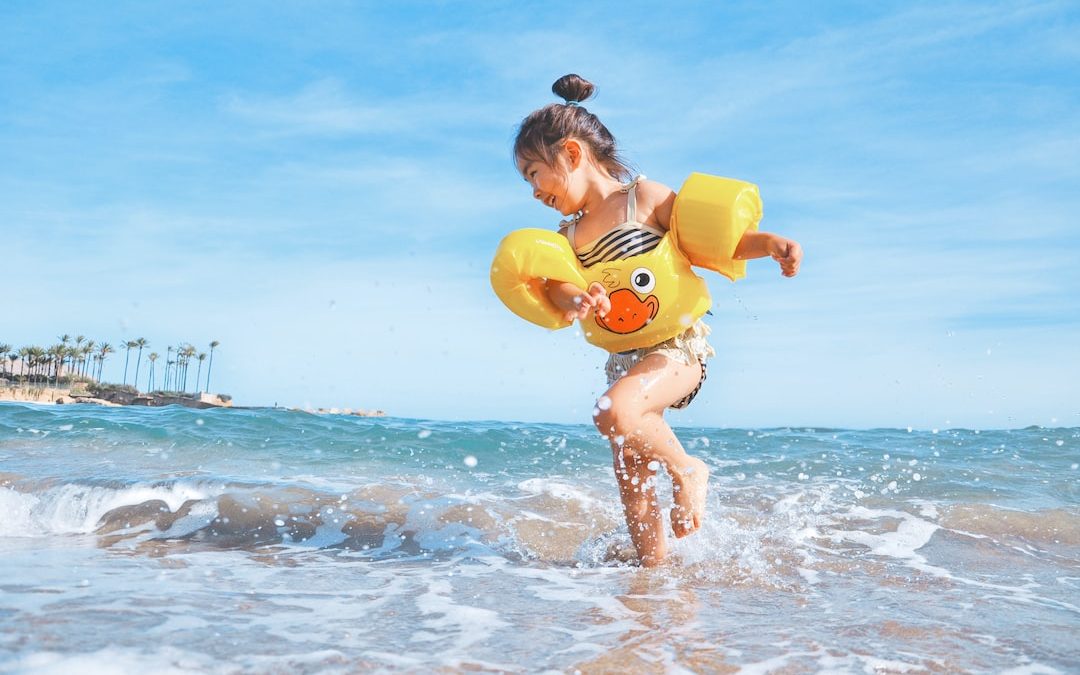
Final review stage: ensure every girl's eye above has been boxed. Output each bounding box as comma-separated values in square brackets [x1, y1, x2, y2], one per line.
[630, 268, 655, 294]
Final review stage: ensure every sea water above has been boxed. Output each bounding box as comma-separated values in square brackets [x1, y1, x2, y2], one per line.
[0, 403, 1076, 673]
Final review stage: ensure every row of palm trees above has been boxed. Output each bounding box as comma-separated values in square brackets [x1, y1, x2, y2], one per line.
[0, 336, 220, 396]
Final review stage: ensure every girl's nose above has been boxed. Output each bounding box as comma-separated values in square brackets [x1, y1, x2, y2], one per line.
[533, 188, 544, 201]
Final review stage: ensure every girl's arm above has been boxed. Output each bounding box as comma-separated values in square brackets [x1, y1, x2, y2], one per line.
[547, 224, 611, 321]
[734, 231, 803, 277]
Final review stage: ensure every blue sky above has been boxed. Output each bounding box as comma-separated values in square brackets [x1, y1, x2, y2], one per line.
[2, 1, 1078, 428]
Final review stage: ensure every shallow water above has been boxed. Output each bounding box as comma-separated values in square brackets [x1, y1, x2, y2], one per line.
[1, 403, 1077, 673]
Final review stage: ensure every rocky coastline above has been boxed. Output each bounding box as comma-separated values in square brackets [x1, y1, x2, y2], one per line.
[0, 385, 386, 416]
[0, 385, 232, 409]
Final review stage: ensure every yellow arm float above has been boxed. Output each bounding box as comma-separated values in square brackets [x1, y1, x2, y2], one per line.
[490, 228, 587, 330]
[670, 173, 762, 281]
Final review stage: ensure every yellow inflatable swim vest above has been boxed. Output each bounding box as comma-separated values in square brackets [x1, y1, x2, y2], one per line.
[490, 173, 761, 353]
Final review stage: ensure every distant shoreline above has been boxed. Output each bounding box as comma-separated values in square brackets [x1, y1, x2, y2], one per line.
[0, 385, 231, 410]
[0, 386, 386, 417]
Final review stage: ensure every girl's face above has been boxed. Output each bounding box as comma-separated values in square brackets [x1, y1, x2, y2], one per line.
[516, 142, 585, 216]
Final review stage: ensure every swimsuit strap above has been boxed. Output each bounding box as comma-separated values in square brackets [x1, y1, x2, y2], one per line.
[620, 174, 646, 224]
[566, 175, 644, 251]
[564, 219, 577, 247]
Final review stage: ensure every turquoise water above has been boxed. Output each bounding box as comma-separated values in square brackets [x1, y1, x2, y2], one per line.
[1, 402, 1077, 672]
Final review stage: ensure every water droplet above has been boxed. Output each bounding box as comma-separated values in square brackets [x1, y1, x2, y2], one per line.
[596, 396, 612, 411]
[912, 473, 922, 481]
[463, 455, 478, 468]
[274, 519, 285, 527]
[195, 418, 204, 426]
[417, 429, 432, 439]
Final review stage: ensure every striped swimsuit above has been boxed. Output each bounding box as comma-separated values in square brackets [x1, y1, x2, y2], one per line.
[563, 177, 709, 409]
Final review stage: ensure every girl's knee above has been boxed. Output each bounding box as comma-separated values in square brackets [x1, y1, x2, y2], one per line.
[592, 394, 637, 438]
[594, 398, 654, 467]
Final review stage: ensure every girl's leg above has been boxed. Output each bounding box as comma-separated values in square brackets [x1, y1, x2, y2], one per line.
[612, 447, 665, 566]
[594, 353, 710, 565]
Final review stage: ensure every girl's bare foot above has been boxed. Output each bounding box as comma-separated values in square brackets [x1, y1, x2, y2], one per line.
[670, 456, 709, 538]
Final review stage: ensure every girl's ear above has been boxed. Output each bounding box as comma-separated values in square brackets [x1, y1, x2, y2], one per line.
[562, 139, 583, 169]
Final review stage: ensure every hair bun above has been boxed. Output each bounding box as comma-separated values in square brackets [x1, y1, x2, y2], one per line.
[552, 74, 595, 104]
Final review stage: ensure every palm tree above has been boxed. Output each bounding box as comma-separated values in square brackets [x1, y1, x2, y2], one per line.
[164, 346, 173, 391]
[0, 343, 10, 380]
[96, 343, 113, 382]
[132, 338, 148, 392]
[147, 352, 158, 391]
[205, 340, 220, 393]
[195, 353, 207, 394]
[81, 340, 95, 378]
[19, 346, 31, 382]
[47, 344, 65, 387]
[122, 340, 136, 385]
[56, 335, 71, 377]
[64, 346, 78, 382]
[73, 336, 85, 374]
[7, 353, 17, 381]
[26, 346, 45, 383]
[19, 347, 30, 382]
[180, 344, 196, 393]
[17, 345, 30, 382]
[175, 344, 186, 393]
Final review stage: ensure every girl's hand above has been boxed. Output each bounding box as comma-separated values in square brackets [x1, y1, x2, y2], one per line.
[547, 281, 611, 322]
[769, 238, 803, 277]
[734, 230, 803, 277]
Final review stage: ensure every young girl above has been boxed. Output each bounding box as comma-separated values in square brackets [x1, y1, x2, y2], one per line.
[512, 74, 802, 567]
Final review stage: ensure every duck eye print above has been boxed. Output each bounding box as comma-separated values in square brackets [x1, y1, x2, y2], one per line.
[629, 268, 655, 294]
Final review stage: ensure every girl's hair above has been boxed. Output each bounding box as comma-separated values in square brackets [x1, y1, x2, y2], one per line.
[513, 74, 633, 181]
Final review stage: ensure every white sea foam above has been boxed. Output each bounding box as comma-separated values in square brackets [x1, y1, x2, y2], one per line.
[517, 477, 602, 509]
[413, 578, 508, 655]
[0, 483, 211, 538]
[837, 505, 940, 561]
[0, 646, 219, 674]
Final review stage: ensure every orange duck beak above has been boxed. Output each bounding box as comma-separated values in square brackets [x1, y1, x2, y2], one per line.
[595, 288, 659, 335]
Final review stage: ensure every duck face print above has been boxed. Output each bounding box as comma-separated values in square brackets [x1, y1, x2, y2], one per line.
[594, 267, 660, 335]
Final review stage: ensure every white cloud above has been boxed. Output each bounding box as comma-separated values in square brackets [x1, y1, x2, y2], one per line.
[223, 79, 408, 136]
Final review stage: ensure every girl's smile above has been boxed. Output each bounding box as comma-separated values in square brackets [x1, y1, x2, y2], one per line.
[519, 158, 573, 215]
